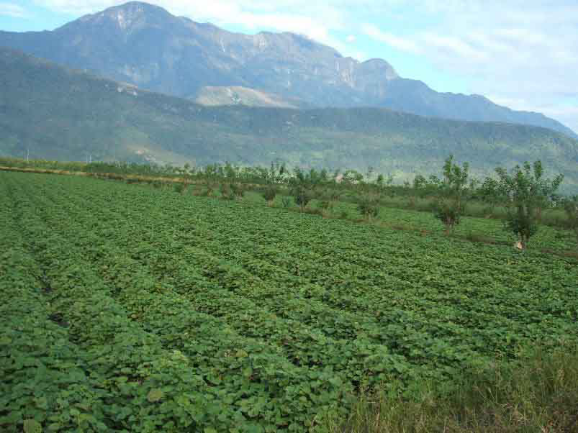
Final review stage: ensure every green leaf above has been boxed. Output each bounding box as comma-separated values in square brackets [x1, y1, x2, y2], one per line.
[23, 419, 42, 433]
[147, 388, 164, 403]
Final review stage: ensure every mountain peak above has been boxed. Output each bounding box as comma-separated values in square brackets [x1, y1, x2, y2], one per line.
[101, 1, 168, 15]
[360, 58, 399, 80]
[74, 1, 174, 30]
[1, 2, 575, 138]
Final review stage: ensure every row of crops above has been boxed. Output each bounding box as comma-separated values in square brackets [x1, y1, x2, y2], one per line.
[2, 171, 578, 432]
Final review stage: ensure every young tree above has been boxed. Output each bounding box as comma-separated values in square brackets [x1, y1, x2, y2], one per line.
[289, 168, 322, 212]
[433, 155, 470, 234]
[357, 194, 380, 221]
[262, 186, 277, 206]
[478, 177, 503, 217]
[357, 172, 392, 221]
[219, 182, 234, 200]
[562, 196, 578, 244]
[496, 161, 563, 250]
[230, 182, 245, 200]
[292, 185, 313, 212]
[260, 162, 286, 205]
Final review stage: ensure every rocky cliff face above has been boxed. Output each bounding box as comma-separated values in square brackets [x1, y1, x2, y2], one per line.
[0, 2, 398, 104]
[0, 1, 575, 138]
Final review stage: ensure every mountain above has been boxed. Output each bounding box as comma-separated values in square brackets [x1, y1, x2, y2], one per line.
[2, 47, 578, 191]
[194, 86, 309, 109]
[0, 1, 575, 139]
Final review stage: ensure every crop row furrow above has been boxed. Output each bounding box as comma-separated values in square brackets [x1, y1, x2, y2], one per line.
[9, 177, 327, 432]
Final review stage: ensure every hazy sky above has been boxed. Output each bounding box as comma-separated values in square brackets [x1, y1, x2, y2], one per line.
[2, 0, 577, 133]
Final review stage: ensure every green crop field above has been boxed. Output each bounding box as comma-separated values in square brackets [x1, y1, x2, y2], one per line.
[2, 171, 578, 433]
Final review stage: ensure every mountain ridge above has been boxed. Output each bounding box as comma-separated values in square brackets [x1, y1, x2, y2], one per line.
[0, 1, 575, 138]
[1, 47, 577, 192]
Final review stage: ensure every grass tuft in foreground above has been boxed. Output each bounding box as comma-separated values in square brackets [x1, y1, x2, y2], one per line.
[324, 344, 578, 433]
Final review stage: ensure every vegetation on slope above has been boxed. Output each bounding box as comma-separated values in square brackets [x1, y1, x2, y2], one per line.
[1, 47, 578, 188]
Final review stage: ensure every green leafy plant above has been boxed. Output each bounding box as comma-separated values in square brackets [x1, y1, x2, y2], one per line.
[292, 185, 312, 211]
[496, 161, 563, 250]
[230, 182, 245, 200]
[173, 182, 185, 194]
[432, 155, 469, 234]
[357, 194, 380, 221]
[1, 169, 577, 433]
[261, 186, 277, 206]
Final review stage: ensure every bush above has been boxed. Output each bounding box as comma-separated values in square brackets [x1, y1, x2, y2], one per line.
[230, 182, 245, 200]
[173, 183, 185, 194]
[357, 194, 380, 221]
[292, 186, 313, 212]
[261, 186, 277, 205]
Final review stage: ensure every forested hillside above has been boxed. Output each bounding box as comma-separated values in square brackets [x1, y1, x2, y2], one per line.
[2, 47, 578, 188]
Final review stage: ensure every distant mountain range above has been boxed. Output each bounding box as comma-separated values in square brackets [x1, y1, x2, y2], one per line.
[2, 47, 578, 191]
[0, 1, 575, 139]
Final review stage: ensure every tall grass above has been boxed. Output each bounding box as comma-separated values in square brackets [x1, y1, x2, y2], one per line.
[323, 344, 578, 433]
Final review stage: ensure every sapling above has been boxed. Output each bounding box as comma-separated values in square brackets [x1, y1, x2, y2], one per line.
[357, 193, 380, 221]
[262, 186, 277, 206]
[432, 155, 469, 234]
[496, 161, 563, 250]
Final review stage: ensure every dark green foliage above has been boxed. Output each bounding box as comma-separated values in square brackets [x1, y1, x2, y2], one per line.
[433, 200, 463, 233]
[496, 161, 564, 249]
[1, 170, 578, 432]
[219, 182, 234, 200]
[357, 194, 380, 221]
[432, 155, 470, 233]
[173, 182, 185, 194]
[292, 185, 313, 211]
[262, 186, 277, 205]
[230, 182, 245, 200]
[290, 168, 323, 211]
[220, 182, 245, 200]
[281, 196, 293, 208]
[477, 177, 502, 216]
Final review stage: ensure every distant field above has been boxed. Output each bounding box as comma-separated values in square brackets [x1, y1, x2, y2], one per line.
[2, 171, 578, 433]
[243, 191, 578, 253]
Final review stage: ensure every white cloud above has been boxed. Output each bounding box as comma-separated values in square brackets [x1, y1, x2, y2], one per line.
[361, 1, 578, 132]
[362, 24, 422, 54]
[421, 32, 488, 62]
[346, 34, 356, 43]
[0, 2, 28, 17]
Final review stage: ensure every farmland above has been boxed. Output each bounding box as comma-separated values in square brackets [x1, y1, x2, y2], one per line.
[2, 170, 578, 433]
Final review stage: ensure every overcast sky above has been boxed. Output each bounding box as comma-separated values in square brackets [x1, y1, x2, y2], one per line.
[2, 0, 577, 133]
